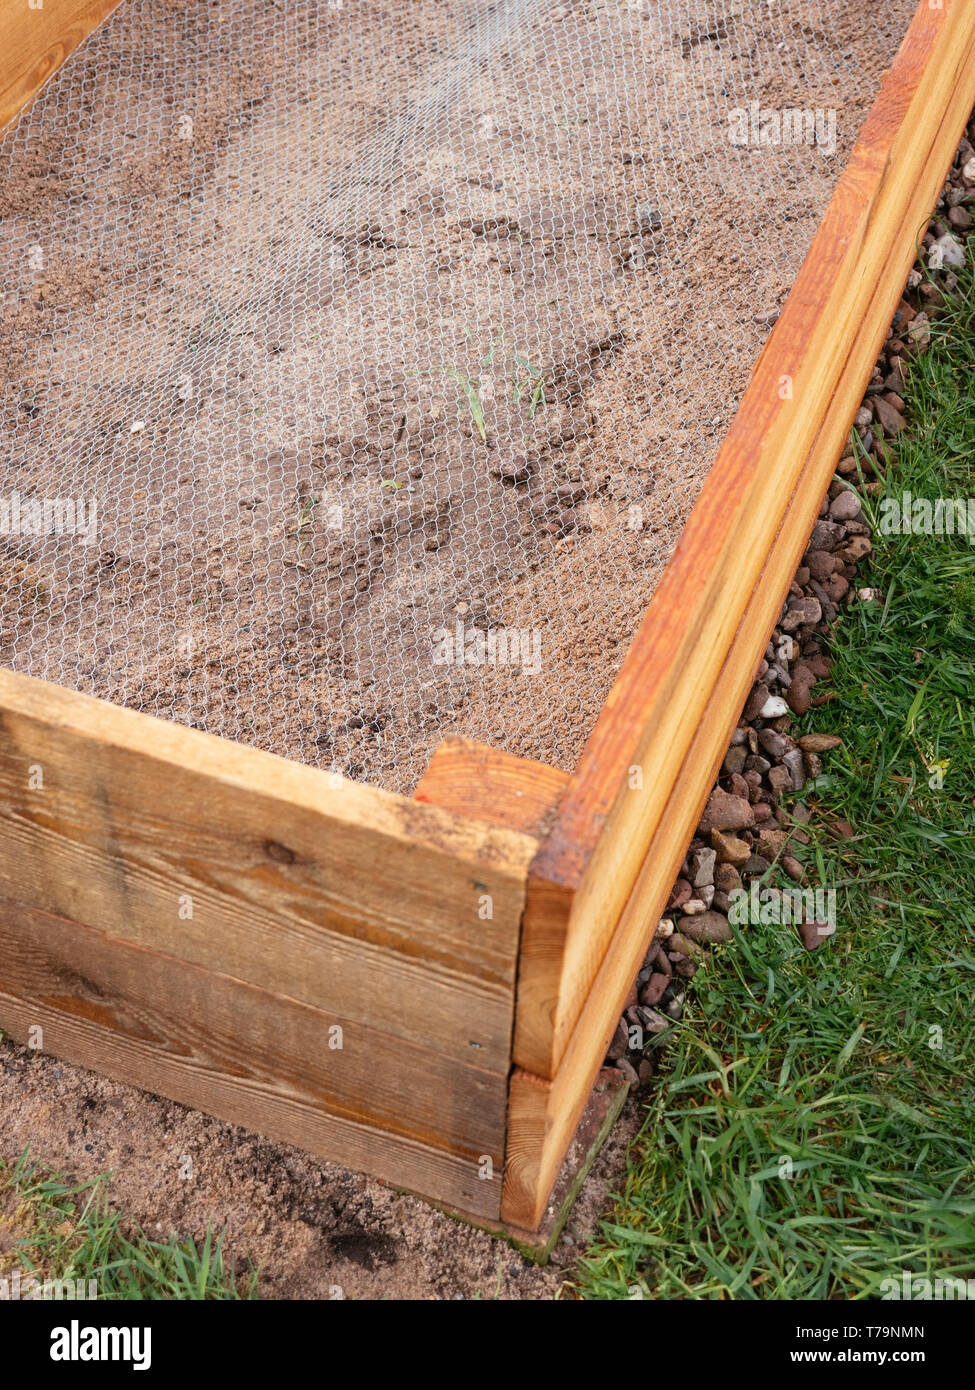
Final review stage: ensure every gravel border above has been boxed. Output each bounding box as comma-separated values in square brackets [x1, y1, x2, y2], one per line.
[606, 114, 975, 1089]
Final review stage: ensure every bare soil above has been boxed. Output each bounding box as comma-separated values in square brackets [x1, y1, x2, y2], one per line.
[0, 1038, 639, 1299]
[0, 0, 913, 790]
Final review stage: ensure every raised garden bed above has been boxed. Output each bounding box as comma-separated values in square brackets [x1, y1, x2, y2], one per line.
[1, 0, 974, 1237]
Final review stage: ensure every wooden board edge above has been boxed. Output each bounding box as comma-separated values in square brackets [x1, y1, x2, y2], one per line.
[0, 990, 503, 1221]
[0, 0, 124, 133]
[511, 0, 975, 1081]
[501, 46, 975, 1222]
[0, 667, 539, 882]
[414, 736, 571, 838]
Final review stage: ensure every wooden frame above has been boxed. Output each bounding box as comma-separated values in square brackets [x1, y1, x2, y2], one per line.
[2, 0, 974, 1236]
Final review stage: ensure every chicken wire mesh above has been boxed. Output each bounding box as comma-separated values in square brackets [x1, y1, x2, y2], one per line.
[0, 0, 914, 792]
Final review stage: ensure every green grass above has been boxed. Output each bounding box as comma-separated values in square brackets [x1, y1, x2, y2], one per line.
[0, 1149, 258, 1300]
[575, 258, 975, 1300]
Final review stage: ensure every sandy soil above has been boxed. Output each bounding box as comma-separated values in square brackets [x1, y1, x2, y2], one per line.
[0, 0, 914, 791]
[0, 1037, 640, 1299]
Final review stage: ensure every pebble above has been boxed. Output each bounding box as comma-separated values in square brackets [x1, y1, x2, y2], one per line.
[758, 728, 792, 760]
[800, 920, 835, 951]
[829, 490, 862, 521]
[492, 457, 530, 483]
[640, 973, 670, 1007]
[605, 134, 972, 1085]
[799, 733, 842, 752]
[699, 786, 755, 834]
[690, 846, 717, 887]
[679, 910, 732, 944]
[666, 877, 693, 911]
[786, 671, 814, 716]
[759, 694, 789, 718]
[873, 397, 906, 435]
[928, 232, 966, 269]
[723, 743, 748, 775]
[805, 549, 836, 582]
[782, 855, 806, 883]
[712, 830, 750, 867]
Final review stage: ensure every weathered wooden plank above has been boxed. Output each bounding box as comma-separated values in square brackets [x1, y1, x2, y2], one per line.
[501, 0, 975, 1224]
[0, 895, 506, 1162]
[512, 0, 975, 1082]
[0, 669, 534, 1071]
[414, 737, 569, 837]
[0, 0, 122, 132]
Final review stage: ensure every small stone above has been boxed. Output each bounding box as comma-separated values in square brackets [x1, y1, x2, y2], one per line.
[492, 457, 530, 483]
[714, 862, 742, 895]
[615, 1057, 640, 1085]
[759, 695, 789, 718]
[874, 397, 906, 435]
[928, 232, 966, 270]
[799, 733, 843, 752]
[908, 313, 931, 349]
[800, 919, 835, 951]
[845, 535, 873, 561]
[665, 998, 683, 1020]
[699, 786, 755, 834]
[638, 1007, 671, 1035]
[781, 597, 822, 632]
[786, 674, 814, 716]
[758, 728, 791, 759]
[639, 973, 670, 1007]
[948, 204, 972, 231]
[805, 549, 836, 582]
[682, 897, 708, 915]
[669, 932, 709, 960]
[666, 877, 693, 911]
[711, 828, 751, 867]
[722, 743, 748, 776]
[829, 489, 862, 521]
[655, 916, 676, 938]
[690, 846, 717, 888]
[783, 748, 806, 791]
[606, 1018, 628, 1060]
[810, 519, 843, 550]
[782, 854, 806, 883]
[743, 682, 770, 721]
[768, 765, 793, 796]
[803, 750, 823, 779]
[680, 910, 732, 944]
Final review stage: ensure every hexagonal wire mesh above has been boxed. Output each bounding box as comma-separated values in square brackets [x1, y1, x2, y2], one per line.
[0, 0, 914, 792]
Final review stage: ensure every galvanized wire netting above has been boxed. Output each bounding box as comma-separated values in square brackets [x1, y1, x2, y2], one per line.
[0, 0, 913, 791]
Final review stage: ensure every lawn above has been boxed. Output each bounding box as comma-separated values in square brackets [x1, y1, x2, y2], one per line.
[575, 258, 975, 1300]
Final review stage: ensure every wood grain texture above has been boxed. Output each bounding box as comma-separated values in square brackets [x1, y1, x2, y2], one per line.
[0, 669, 535, 1072]
[415, 737, 570, 838]
[0, 895, 507, 1162]
[512, 0, 975, 1083]
[0, 0, 122, 132]
[0, 902, 502, 1217]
